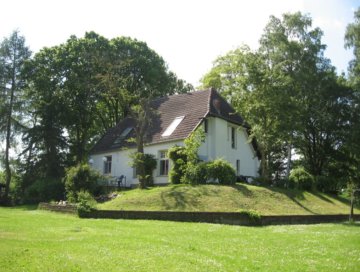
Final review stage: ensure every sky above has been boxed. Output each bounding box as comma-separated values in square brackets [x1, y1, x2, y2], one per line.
[0, 0, 358, 87]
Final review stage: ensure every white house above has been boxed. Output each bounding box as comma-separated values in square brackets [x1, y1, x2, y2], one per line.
[89, 88, 260, 187]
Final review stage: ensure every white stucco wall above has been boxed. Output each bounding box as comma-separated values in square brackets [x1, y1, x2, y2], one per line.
[90, 117, 260, 186]
[198, 117, 260, 177]
[90, 140, 183, 187]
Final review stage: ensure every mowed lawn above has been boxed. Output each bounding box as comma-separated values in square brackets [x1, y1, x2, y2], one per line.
[98, 184, 358, 215]
[0, 207, 359, 272]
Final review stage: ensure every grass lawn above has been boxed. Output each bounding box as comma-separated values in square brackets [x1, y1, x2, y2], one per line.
[97, 183, 358, 215]
[0, 207, 359, 271]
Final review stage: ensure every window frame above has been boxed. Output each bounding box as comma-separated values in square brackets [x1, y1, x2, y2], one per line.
[158, 150, 169, 176]
[103, 155, 112, 175]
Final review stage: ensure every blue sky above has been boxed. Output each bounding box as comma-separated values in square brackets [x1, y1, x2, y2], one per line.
[0, 0, 358, 86]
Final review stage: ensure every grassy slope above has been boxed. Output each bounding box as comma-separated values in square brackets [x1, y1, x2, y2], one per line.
[97, 183, 359, 215]
[0, 207, 359, 272]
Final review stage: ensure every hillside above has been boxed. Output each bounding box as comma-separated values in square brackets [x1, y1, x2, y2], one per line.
[97, 184, 358, 215]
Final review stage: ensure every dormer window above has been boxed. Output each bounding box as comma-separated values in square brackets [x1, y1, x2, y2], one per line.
[114, 127, 133, 144]
[161, 116, 185, 137]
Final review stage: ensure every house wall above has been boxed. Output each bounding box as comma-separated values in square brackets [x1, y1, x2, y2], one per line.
[90, 117, 259, 187]
[90, 140, 183, 187]
[198, 117, 260, 177]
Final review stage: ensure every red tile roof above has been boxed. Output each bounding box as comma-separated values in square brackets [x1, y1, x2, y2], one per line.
[90, 88, 259, 157]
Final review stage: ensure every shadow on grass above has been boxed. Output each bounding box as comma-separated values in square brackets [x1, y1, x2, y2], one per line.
[265, 186, 319, 214]
[160, 186, 200, 210]
[311, 191, 334, 204]
[10, 205, 38, 211]
[232, 183, 254, 197]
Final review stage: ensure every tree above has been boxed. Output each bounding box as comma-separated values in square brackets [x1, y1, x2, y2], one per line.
[344, 7, 360, 220]
[202, 12, 352, 181]
[0, 30, 31, 202]
[22, 46, 67, 180]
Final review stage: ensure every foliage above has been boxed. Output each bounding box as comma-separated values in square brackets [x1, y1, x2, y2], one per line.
[207, 159, 236, 185]
[180, 128, 206, 184]
[182, 162, 208, 185]
[63, 163, 102, 202]
[238, 210, 261, 224]
[183, 127, 205, 165]
[23, 178, 64, 204]
[130, 152, 157, 187]
[201, 12, 354, 182]
[168, 145, 187, 184]
[0, 30, 31, 202]
[76, 190, 97, 215]
[289, 167, 314, 191]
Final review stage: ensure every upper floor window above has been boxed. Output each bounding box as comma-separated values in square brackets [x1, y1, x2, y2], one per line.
[231, 127, 236, 149]
[159, 150, 169, 176]
[103, 156, 112, 174]
[203, 119, 208, 133]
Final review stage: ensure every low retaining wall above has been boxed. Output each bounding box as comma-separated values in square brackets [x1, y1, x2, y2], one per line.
[38, 203, 359, 225]
[79, 209, 359, 226]
[79, 210, 260, 225]
[38, 202, 77, 214]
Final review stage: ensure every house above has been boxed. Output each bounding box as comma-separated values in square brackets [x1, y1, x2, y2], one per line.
[89, 88, 260, 186]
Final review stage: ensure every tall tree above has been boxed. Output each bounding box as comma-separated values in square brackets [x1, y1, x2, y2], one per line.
[0, 31, 31, 202]
[202, 12, 352, 180]
[344, 7, 360, 219]
[23, 46, 67, 180]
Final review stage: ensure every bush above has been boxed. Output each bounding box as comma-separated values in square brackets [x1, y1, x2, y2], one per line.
[182, 162, 208, 185]
[24, 178, 65, 204]
[76, 190, 97, 215]
[130, 153, 157, 187]
[168, 146, 187, 184]
[289, 167, 314, 191]
[64, 163, 102, 203]
[207, 159, 236, 185]
[315, 176, 340, 194]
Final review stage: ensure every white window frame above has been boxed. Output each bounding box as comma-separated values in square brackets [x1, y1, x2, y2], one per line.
[158, 150, 169, 176]
[230, 126, 237, 149]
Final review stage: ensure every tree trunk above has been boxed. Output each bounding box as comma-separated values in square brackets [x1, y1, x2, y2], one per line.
[349, 189, 354, 222]
[285, 143, 292, 179]
[3, 68, 16, 203]
[136, 133, 146, 189]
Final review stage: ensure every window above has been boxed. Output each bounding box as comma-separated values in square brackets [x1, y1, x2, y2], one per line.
[203, 119, 208, 133]
[231, 127, 236, 149]
[103, 156, 112, 174]
[159, 150, 169, 176]
[236, 160, 240, 175]
[162, 116, 185, 137]
[113, 127, 133, 145]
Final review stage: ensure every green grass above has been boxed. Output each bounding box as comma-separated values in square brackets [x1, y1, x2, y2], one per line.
[0, 207, 359, 271]
[97, 183, 358, 215]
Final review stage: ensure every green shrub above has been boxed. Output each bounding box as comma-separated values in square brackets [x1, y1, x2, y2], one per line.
[207, 159, 236, 185]
[238, 210, 262, 224]
[23, 178, 65, 203]
[289, 167, 314, 191]
[130, 153, 157, 187]
[143, 154, 157, 186]
[315, 176, 340, 193]
[168, 146, 187, 184]
[182, 162, 208, 185]
[77, 190, 97, 215]
[64, 163, 102, 203]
